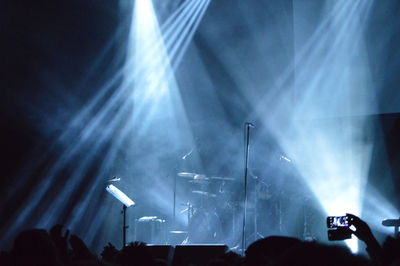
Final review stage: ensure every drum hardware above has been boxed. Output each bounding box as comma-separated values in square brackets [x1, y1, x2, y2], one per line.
[245, 178, 266, 245]
[180, 207, 189, 214]
[180, 202, 194, 226]
[176, 171, 237, 245]
[187, 209, 222, 244]
[182, 148, 193, 160]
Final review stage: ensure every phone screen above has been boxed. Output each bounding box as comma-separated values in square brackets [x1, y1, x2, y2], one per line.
[326, 216, 349, 228]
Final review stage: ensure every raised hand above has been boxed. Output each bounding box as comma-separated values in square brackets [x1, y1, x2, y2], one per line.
[49, 224, 70, 262]
[101, 242, 119, 262]
[346, 213, 374, 243]
[346, 213, 382, 264]
[69, 234, 94, 260]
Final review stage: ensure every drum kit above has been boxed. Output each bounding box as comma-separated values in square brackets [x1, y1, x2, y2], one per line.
[176, 172, 237, 244]
[174, 171, 307, 246]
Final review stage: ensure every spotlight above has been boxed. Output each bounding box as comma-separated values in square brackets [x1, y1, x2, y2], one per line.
[106, 184, 135, 207]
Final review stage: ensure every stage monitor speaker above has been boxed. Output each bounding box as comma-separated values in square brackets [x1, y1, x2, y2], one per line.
[172, 244, 228, 266]
[146, 245, 174, 265]
[135, 217, 167, 244]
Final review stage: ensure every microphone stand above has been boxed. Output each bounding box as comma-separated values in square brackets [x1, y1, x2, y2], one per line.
[173, 173, 177, 224]
[242, 122, 254, 254]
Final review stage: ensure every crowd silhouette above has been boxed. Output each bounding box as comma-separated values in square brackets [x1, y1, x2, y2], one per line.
[1, 214, 399, 266]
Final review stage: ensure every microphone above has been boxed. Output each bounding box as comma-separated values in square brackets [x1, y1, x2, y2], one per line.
[108, 176, 121, 182]
[280, 155, 292, 162]
[245, 122, 255, 128]
[182, 148, 193, 160]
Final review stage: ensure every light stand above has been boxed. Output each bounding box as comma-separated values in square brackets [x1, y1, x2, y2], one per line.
[106, 184, 135, 248]
[122, 205, 127, 247]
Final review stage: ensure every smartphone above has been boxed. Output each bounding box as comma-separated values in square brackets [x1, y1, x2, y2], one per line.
[326, 216, 349, 228]
[328, 228, 351, 241]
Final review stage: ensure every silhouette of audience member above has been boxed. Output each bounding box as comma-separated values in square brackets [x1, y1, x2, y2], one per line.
[101, 242, 120, 264]
[244, 236, 301, 266]
[274, 241, 371, 266]
[50, 224, 71, 264]
[5, 215, 400, 266]
[381, 236, 400, 266]
[344, 213, 383, 265]
[50, 224, 98, 265]
[206, 251, 242, 266]
[69, 234, 97, 263]
[10, 229, 62, 265]
[0, 250, 12, 266]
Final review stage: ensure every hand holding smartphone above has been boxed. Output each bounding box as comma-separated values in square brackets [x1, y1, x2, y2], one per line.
[326, 215, 352, 241]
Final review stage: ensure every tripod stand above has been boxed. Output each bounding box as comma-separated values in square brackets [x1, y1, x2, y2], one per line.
[245, 177, 265, 244]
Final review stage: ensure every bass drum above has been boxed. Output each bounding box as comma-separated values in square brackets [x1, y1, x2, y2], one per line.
[188, 210, 222, 244]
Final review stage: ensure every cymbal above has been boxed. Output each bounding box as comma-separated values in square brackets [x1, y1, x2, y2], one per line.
[193, 174, 208, 180]
[178, 172, 209, 181]
[178, 172, 234, 183]
[192, 190, 217, 198]
[178, 172, 197, 178]
[209, 176, 235, 181]
[170, 231, 188, 234]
